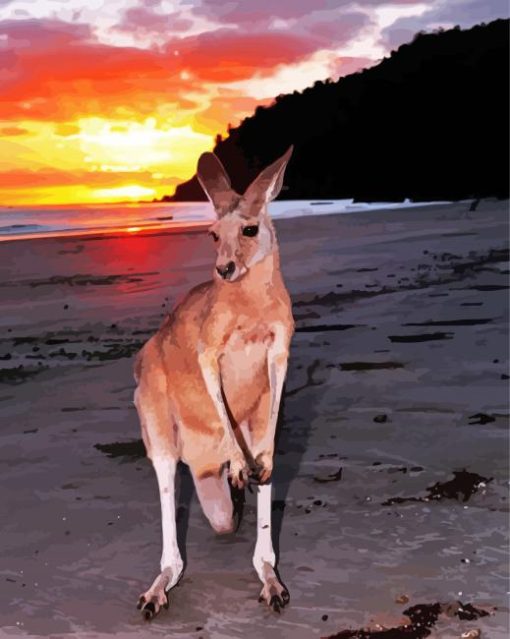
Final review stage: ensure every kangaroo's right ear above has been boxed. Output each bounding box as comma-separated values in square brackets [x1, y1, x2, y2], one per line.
[242, 145, 293, 209]
[197, 152, 238, 216]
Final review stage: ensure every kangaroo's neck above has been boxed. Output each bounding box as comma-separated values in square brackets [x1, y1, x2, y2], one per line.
[243, 249, 282, 291]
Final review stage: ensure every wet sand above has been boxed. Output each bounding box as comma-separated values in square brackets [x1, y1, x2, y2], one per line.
[0, 200, 508, 638]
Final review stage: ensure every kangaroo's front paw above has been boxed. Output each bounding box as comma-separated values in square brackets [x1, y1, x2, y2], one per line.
[252, 451, 273, 484]
[228, 449, 249, 489]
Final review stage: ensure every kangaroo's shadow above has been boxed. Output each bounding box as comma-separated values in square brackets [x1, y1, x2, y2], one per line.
[175, 462, 195, 566]
[173, 378, 314, 569]
[271, 363, 316, 563]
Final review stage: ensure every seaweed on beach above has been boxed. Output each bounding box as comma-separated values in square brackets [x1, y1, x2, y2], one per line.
[26, 272, 159, 288]
[323, 600, 489, 639]
[388, 332, 453, 343]
[292, 247, 509, 312]
[295, 323, 360, 333]
[469, 413, 496, 425]
[383, 470, 491, 506]
[0, 271, 160, 289]
[0, 365, 48, 385]
[94, 439, 146, 460]
[402, 318, 493, 327]
[81, 341, 144, 361]
[339, 362, 404, 371]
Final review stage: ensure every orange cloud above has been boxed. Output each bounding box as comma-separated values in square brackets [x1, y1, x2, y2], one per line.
[0, 125, 29, 136]
[0, 18, 320, 122]
[0, 168, 170, 188]
[0, 7, 377, 204]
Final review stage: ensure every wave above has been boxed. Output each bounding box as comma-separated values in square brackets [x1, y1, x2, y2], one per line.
[0, 199, 450, 242]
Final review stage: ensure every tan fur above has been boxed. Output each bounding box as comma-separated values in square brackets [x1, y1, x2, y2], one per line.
[134, 147, 295, 618]
[134, 148, 294, 479]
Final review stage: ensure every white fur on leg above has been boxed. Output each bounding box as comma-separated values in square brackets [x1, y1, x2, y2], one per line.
[152, 456, 184, 590]
[252, 482, 276, 582]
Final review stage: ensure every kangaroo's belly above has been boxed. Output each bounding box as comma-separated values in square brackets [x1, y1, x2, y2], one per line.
[221, 335, 270, 422]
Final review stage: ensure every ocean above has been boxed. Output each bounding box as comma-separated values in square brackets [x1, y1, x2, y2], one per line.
[0, 199, 445, 242]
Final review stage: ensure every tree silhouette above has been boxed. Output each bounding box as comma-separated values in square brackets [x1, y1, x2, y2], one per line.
[171, 19, 509, 203]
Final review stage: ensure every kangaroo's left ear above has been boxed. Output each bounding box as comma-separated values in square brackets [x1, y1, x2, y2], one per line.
[197, 152, 239, 217]
[243, 146, 294, 207]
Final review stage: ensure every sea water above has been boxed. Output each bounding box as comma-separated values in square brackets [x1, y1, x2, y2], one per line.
[0, 199, 445, 241]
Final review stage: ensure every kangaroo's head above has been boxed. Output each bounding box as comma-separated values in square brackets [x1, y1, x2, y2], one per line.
[197, 146, 293, 283]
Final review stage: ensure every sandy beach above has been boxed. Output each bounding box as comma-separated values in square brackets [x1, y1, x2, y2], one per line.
[0, 199, 508, 638]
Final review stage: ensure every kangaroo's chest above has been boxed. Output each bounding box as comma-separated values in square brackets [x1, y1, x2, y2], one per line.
[228, 319, 275, 349]
[220, 320, 274, 385]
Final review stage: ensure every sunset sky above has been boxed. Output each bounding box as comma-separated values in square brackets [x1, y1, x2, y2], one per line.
[0, 0, 506, 205]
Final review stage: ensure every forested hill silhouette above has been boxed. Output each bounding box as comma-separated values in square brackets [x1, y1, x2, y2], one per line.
[170, 19, 509, 203]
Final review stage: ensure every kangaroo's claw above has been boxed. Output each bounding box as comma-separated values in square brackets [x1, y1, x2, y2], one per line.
[259, 580, 290, 612]
[137, 570, 173, 620]
[251, 451, 273, 484]
[228, 453, 249, 489]
[137, 590, 168, 620]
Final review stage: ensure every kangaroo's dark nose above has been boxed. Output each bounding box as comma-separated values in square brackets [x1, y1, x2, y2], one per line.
[216, 261, 236, 280]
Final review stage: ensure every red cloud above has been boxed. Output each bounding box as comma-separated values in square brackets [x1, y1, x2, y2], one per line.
[0, 18, 323, 121]
[0, 20, 172, 120]
[174, 29, 320, 82]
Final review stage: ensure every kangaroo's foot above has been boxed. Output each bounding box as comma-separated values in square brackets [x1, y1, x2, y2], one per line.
[257, 562, 290, 613]
[137, 567, 180, 620]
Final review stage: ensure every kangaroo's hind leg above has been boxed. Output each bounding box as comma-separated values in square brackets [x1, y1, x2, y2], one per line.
[192, 466, 237, 534]
[253, 482, 289, 611]
[134, 381, 183, 620]
[248, 392, 290, 611]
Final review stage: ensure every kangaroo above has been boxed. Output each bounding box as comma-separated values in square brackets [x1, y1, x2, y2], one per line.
[134, 146, 295, 619]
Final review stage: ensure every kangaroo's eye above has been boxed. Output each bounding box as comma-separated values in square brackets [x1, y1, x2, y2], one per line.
[242, 225, 259, 237]
[210, 231, 219, 242]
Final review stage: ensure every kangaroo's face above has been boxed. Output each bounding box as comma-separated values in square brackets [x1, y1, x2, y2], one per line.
[208, 207, 274, 283]
[197, 147, 293, 283]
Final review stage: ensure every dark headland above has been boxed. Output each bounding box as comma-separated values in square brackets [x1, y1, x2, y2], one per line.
[169, 19, 509, 204]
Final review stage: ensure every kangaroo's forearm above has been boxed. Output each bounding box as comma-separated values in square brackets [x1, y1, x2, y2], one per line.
[197, 350, 238, 448]
[267, 325, 291, 441]
[269, 355, 287, 428]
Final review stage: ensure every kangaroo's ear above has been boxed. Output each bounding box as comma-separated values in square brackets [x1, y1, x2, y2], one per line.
[243, 145, 293, 208]
[197, 152, 238, 216]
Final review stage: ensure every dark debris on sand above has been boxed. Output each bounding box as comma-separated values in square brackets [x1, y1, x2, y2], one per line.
[388, 332, 454, 343]
[0, 365, 48, 385]
[468, 413, 496, 425]
[293, 246, 509, 315]
[94, 439, 146, 460]
[383, 470, 491, 506]
[24, 271, 159, 288]
[323, 600, 489, 638]
[81, 342, 143, 361]
[339, 362, 403, 372]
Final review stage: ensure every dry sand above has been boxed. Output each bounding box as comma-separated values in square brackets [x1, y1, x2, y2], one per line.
[0, 200, 508, 638]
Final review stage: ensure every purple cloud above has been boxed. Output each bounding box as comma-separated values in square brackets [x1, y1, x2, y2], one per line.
[381, 0, 509, 50]
[116, 5, 194, 36]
